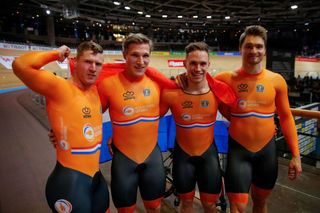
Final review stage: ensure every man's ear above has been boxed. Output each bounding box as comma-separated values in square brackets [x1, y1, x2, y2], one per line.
[183, 60, 187, 69]
[122, 52, 127, 60]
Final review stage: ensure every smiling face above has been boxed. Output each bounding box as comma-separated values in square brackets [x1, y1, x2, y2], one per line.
[123, 43, 150, 79]
[240, 35, 266, 66]
[184, 50, 210, 84]
[74, 50, 103, 88]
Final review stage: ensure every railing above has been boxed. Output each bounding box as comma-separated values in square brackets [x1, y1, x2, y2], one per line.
[276, 103, 320, 168]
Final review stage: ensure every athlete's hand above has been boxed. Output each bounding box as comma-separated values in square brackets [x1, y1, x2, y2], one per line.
[288, 155, 302, 180]
[107, 137, 113, 156]
[57, 45, 71, 62]
[176, 72, 188, 89]
[48, 129, 58, 148]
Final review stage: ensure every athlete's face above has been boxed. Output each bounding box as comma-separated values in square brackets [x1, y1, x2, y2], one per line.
[240, 35, 266, 66]
[184, 50, 210, 84]
[123, 43, 150, 79]
[75, 50, 103, 88]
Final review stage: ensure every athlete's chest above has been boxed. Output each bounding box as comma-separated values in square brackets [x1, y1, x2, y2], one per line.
[170, 91, 217, 122]
[108, 77, 160, 117]
[231, 77, 276, 110]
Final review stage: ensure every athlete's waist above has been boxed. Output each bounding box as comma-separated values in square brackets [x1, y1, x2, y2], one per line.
[112, 115, 160, 126]
[176, 120, 215, 129]
[230, 111, 275, 118]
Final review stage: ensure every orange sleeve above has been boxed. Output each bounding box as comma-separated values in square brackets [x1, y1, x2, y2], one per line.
[145, 66, 179, 89]
[12, 50, 62, 98]
[160, 89, 170, 116]
[274, 74, 300, 157]
[97, 79, 110, 112]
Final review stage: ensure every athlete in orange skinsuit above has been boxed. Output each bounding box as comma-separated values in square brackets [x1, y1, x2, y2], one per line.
[215, 25, 302, 213]
[13, 42, 110, 213]
[160, 42, 222, 213]
[98, 34, 165, 213]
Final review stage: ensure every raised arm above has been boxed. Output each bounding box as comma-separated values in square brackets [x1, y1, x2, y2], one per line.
[12, 46, 71, 98]
[275, 74, 302, 180]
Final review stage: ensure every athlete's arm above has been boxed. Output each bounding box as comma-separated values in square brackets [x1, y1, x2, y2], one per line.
[12, 46, 70, 98]
[97, 79, 110, 112]
[275, 74, 302, 180]
[145, 66, 179, 89]
[160, 90, 170, 117]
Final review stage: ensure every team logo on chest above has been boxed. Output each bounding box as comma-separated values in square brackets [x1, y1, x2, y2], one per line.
[54, 199, 72, 213]
[83, 124, 94, 141]
[123, 91, 135, 100]
[201, 100, 209, 108]
[143, 88, 151, 97]
[82, 106, 91, 118]
[181, 101, 193, 109]
[237, 84, 248, 92]
[256, 84, 264, 92]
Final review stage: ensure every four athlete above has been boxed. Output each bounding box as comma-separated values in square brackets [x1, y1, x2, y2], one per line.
[13, 26, 302, 213]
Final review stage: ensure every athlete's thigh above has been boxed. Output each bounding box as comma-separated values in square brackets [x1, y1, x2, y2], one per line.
[111, 148, 139, 208]
[225, 138, 252, 193]
[253, 138, 278, 189]
[139, 145, 166, 200]
[46, 162, 92, 213]
[91, 171, 110, 213]
[172, 143, 196, 194]
[197, 143, 222, 194]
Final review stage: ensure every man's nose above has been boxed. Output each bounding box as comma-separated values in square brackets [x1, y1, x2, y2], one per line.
[195, 64, 201, 71]
[137, 56, 143, 64]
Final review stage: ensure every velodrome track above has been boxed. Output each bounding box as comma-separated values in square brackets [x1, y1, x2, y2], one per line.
[0, 89, 54, 212]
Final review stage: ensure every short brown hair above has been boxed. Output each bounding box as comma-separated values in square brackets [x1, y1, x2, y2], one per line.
[76, 41, 103, 58]
[185, 42, 209, 56]
[122, 33, 153, 53]
[239, 25, 267, 48]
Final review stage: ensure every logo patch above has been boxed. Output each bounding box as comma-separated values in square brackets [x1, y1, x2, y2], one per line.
[82, 106, 91, 118]
[238, 99, 247, 109]
[122, 106, 135, 116]
[59, 140, 69, 150]
[256, 84, 264, 92]
[181, 113, 191, 121]
[181, 101, 193, 109]
[143, 88, 151, 96]
[201, 100, 209, 108]
[123, 91, 135, 100]
[54, 199, 72, 213]
[83, 124, 94, 141]
[237, 84, 248, 92]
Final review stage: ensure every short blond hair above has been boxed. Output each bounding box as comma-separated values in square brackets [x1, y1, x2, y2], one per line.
[122, 33, 153, 53]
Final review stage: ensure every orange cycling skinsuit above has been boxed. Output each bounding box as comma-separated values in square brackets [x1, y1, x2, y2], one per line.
[215, 68, 300, 204]
[98, 71, 165, 211]
[13, 51, 109, 213]
[160, 88, 222, 202]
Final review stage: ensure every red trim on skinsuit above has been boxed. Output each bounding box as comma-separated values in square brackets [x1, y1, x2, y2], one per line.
[179, 190, 195, 200]
[227, 192, 249, 204]
[105, 208, 110, 213]
[251, 184, 273, 199]
[143, 197, 163, 209]
[200, 192, 220, 203]
[117, 204, 136, 213]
